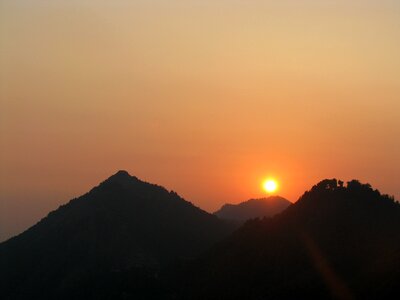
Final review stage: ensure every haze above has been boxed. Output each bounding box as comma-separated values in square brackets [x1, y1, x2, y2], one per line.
[1, 0, 399, 242]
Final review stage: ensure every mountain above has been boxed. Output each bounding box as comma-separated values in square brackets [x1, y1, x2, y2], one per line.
[214, 196, 291, 222]
[3, 176, 399, 299]
[0, 170, 234, 299]
[179, 179, 400, 299]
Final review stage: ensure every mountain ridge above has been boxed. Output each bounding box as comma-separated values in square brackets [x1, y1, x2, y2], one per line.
[214, 196, 291, 221]
[2, 176, 399, 299]
[179, 179, 400, 299]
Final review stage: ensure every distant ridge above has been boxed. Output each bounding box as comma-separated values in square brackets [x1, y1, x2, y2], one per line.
[214, 196, 291, 221]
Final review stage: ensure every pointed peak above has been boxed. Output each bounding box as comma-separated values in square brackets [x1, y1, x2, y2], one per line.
[113, 170, 131, 177]
[102, 170, 138, 185]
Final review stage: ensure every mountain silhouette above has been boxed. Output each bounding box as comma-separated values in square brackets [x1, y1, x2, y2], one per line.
[214, 196, 291, 222]
[2, 176, 400, 299]
[178, 179, 400, 299]
[0, 170, 234, 299]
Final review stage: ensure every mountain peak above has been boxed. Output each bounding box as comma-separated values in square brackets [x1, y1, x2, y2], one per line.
[114, 170, 131, 177]
[0, 170, 235, 299]
[214, 196, 291, 222]
[93, 170, 143, 192]
[104, 170, 137, 184]
[109, 170, 134, 180]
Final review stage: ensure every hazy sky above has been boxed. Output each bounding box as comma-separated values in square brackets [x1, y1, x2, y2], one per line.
[1, 0, 400, 242]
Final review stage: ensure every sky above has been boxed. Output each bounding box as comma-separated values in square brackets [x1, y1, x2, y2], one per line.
[1, 0, 400, 242]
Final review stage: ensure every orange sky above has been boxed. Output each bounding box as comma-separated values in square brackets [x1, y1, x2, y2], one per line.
[1, 0, 400, 242]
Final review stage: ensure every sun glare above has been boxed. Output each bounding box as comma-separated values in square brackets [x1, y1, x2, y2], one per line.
[263, 179, 278, 193]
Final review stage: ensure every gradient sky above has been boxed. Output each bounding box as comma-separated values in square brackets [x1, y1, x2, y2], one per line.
[1, 0, 400, 242]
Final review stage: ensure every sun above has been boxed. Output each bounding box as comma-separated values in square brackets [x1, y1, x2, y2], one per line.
[263, 179, 278, 193]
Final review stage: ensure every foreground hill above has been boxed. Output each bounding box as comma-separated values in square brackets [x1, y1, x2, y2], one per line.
[179, 179, 400, 299]
[214, 196, 291, 222]
[0, 170, 234, 299]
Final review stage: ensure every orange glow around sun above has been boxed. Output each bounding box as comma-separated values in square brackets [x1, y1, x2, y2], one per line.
[263, 179, 278, 194]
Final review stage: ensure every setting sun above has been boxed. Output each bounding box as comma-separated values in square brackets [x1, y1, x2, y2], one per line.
[263, 179, 278, 193]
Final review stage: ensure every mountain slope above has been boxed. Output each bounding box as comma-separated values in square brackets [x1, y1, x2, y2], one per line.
[179, 179, 400, 299]
[214, 196, 291, 221]
[0, 170, 234, 299]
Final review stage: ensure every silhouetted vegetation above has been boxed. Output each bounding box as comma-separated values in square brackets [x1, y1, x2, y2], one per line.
[1, 176, 399, 299]
[177, 179, 400, 299]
